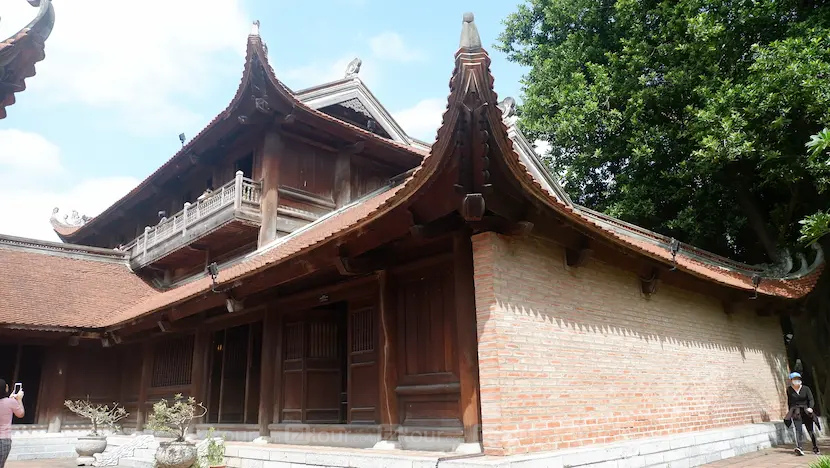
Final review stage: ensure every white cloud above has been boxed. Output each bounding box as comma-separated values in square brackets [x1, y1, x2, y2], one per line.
[393, 98, 446, 142]
[369, 32, 426, 63]
[0, 130, 138, 242]
[3, 0, 250, 135]
[0, 129, 62, 173]
[280, 54, 380, 91]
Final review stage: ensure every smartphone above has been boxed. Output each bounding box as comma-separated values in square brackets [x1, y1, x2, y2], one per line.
[12, 383, 21, 394]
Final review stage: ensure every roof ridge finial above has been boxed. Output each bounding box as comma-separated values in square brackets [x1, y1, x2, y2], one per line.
[250, 20, 260, 36]
[459, 12, 482, 50]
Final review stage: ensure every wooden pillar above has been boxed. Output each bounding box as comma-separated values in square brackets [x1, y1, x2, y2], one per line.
[190, 330, 210, 432]
[377, 270, 399, 439]
[333, 153, 351, 208]
[259, 307, 279, 436]
[45, 347, 68, 433]
[136, 342, 153, 432]
[453, 231, 482, 443]
[258, 131, 283, 247]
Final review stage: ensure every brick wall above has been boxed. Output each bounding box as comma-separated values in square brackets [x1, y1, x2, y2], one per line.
[472, 232, 789, 456]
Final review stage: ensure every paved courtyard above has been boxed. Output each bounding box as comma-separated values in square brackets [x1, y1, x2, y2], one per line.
[703, 439, 830, 467]
[4, 440, 830, 468]
[7, 461, 77, 468]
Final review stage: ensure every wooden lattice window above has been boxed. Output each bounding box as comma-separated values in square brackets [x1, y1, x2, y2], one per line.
[151, 335, 194, 388]
[309, 322, 339, 358]
[350, 307, 374, 353]
[284, 322, 304, 360]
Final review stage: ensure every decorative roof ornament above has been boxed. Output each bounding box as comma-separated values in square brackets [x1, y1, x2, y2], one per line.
[250, 20, 260, 36]
[50, 207, 90, 227]
[498, 97, 518, 127]
[459, 12, 482, 50]
[345, 58, 362, 78]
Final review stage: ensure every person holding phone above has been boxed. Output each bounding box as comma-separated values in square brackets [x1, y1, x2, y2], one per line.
[0, 379, 24, 467]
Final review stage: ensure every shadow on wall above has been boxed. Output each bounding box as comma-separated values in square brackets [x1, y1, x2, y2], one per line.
[478, 234, 790, 439]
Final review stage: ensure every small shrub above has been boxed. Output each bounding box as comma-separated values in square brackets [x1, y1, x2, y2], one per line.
[201, 428, 225, 468]
[810, 456, 830, 468]
[146, 394, 207, 442]
[64, 399, 128, 436]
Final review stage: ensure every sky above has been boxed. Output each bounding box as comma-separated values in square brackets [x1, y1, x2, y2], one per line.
[0, 0, 533, 242]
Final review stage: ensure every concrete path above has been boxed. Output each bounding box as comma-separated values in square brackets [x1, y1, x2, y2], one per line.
[6, 460, 77, 468]
[704, 439, 830, 467]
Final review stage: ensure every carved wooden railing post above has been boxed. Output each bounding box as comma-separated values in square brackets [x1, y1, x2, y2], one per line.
[234, 170, 244, 211]
[142, 226, 151, 258]
[182, 202, 191, 236]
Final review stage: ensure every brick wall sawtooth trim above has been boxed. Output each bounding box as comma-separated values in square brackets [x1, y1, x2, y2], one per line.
[471, 232, 790, 456]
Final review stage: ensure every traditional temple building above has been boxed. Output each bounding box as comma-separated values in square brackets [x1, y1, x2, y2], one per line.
[0, 0, 54, 120]
[0, 12, 824, 467]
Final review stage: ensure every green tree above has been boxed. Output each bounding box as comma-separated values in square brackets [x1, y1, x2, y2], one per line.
[499, 0, 830, 404]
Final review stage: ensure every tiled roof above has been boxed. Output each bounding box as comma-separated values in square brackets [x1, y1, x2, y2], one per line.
[5, 13, 822, 332]
[0, 235, 157, 329]
[0, 0, 54, 120]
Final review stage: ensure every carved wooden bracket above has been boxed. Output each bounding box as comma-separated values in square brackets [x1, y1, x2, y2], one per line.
[502, 220, 534, 237]
[334, 251, 385, 276]
[565, 237, 593, 268]
[639, 267, 660, 296]
[341, 140, 365, 155]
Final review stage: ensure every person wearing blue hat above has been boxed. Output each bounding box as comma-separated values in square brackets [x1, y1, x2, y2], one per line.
[785, 372, 819, 456]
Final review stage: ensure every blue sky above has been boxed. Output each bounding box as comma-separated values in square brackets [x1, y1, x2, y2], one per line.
[0, 0, 530, 241]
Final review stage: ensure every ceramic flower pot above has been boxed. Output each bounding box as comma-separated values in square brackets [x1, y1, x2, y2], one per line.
[75, 435, 107, 457]
[155, 441, 198, 468]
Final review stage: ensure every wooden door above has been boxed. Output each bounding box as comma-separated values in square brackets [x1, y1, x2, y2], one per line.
[281, 309, 345, 423]
[347, 298, 378, 423]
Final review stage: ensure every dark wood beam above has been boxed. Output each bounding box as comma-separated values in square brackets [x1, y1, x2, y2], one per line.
[190, 330, 210, 432]
[136, 342, 153, 432]
[259, 307, 278, 437]
[377, 270, 399, 440]
[453, 232, 482, 443]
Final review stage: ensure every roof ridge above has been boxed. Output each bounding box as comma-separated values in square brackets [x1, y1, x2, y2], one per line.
[0, 233, 128, 263]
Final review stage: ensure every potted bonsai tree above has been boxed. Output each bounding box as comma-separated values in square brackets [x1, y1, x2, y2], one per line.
[146, 394, 207, 468]
[64, 399, 128, 464]
[200, 428, 225, 468]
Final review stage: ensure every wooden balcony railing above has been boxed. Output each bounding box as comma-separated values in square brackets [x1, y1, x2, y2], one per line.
[123, 171, 262, 267]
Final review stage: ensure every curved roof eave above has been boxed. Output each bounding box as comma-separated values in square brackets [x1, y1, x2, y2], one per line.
[0, 0, 55, 119]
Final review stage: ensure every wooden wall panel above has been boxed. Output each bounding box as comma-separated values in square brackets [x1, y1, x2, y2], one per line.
[351, 164, 388, 199]
[280, 141, 335, 199]
[393, 258, 462, 429]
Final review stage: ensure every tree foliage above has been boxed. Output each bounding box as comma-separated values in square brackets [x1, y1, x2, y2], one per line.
[499, 0, 830, 264]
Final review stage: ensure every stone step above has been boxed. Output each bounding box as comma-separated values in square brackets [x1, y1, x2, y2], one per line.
[117, 456, 155, 468]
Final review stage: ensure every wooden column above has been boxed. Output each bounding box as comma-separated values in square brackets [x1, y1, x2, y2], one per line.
[453, 231, 482, 443]
[190, 330, 210, 432]
[333, 152, 351, 208]
[258, 131, 283, 247]
[377, 270, 399, 439]
[45, 347, 68, 433]
[259, 307, 279, 436]
[136, 342, 153, 432]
